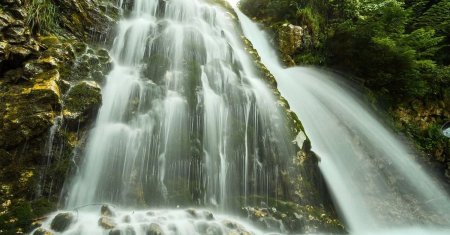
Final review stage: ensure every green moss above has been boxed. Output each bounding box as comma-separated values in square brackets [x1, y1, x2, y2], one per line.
[31, 199, 56, 218]
[0, 200, 33, 234]
[242, 195, 345, 233]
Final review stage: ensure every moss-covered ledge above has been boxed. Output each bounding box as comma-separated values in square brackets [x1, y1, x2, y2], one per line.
[0, 0, 118, 233]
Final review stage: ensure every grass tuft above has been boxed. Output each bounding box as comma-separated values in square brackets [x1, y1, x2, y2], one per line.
[26, 0, 58, 33]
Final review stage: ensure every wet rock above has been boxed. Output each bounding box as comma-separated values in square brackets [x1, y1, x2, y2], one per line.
[222, 220, 237, 229]
[32, 227, 54, 235]
[5, 26, 29, 43]
[0, 11, 15, 27]
[101, 204, 115, 217]
[167, 223, 177, 233]
[98, 216, 116, 229]
[63, 80, 101, 129]
[186, 208, 198, 218]
[0, 69, 61, 148]
[8, 44, 31, 61]
[0, 41, 10, 63]
[72, 42, 88, 55]
[109, 229, 121, 235]
[261, 216, 283, 231]
[8, 7, 27, 20]
[123, 214, 131, 223]
[24, 56, 58, 77]
[205, 225, 222, 235]
[110, 226, 136, 235]
[50, 212, 74, 232]
[0, 0, 22, 6]
[38, 36, 61, 48]
[203, 210, 214, 220]
[276, 23, 312, 65]
[197, 222, 222, 235]
[196, 221, 208, 233]
[145, 223, 163, 235]
[68, 47, 112, 84]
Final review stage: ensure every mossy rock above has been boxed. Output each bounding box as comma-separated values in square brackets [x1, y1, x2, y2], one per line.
[33, 228, 54, 235]
[63, 80, 101, 129]
[50, 212, 74, 232]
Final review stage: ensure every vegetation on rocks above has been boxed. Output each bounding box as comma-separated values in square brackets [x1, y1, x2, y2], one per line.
[0, 0, 118, 233]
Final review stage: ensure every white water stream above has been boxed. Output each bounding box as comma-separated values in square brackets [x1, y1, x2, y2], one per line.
[230, 1, 450, 235]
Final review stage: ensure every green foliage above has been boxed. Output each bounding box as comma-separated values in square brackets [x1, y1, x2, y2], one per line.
[327, 0, 446, 101]
[26, 0, 58, 33]
[239, 0, 450, 175]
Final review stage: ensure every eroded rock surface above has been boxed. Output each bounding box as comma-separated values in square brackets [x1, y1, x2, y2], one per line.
[0, 0, 118, 233]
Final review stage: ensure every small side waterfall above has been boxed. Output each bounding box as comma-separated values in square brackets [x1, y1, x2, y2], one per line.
[66, 0, 294, 211]
[232, 2, 450, 235]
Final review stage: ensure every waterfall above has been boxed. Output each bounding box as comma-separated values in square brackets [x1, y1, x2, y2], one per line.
[232, 2, 450, 235]
[65, 0, 294, 211]
[31, 0, 303, 234]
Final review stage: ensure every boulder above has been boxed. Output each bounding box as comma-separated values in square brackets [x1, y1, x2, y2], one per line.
[32, 228, 54, 235]
[24, 56, 58, 77]
[203, 210, 214, 220]
[5, 26, 30, 44]
[276, 23, 312, 65]
[98, 216, 116, 229]
[109, 227, 136, 235]
[101, 204, 115, 217]
[145, 223, 163, 235]
[0, 41, 10, 63]
[0, 69, 61, 148]
[63, 80, 102, 129]
[50, 212, 74, 232]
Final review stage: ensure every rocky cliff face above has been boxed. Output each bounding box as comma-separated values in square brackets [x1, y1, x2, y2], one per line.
[0, 0, 118, 233]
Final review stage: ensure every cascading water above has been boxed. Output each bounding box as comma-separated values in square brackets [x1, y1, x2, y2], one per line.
[34, 0, 298, 234]
[231, 2, 450, 235]
[67, 0, 294, 209]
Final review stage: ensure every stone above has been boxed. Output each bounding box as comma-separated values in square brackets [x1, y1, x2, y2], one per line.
[50, 212, 74, 232]
[5, 26, 29, 43]
[72, 42, 88, 55]
[0, 41, 10, 63]
[8, 45, 31, 61]
[206, 225, 222, 235]
[203, 210, 214, 220]
[261, 216, 283, 231]
[8, 7, 27, 20]
[222, 220, 237, 229]
[98, 216, 116, 229]
[0, 11, 15, 27]
[24, 57, 58, 77]
[123, 214, 131, 223]
[276, 23, 307, 65]
[109, 229, 121, 235]
[186, 208, 198, 218]
[25, 69, 61, 101]
[101, 204, 114, 217]
[145, 223, 163, 235]
[38, 36, 61, 48]
[109, 227, 136, 235]
[63, 80, 102, 129]
[32, 228, 54, 235]
[0, 69, 61, 148]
